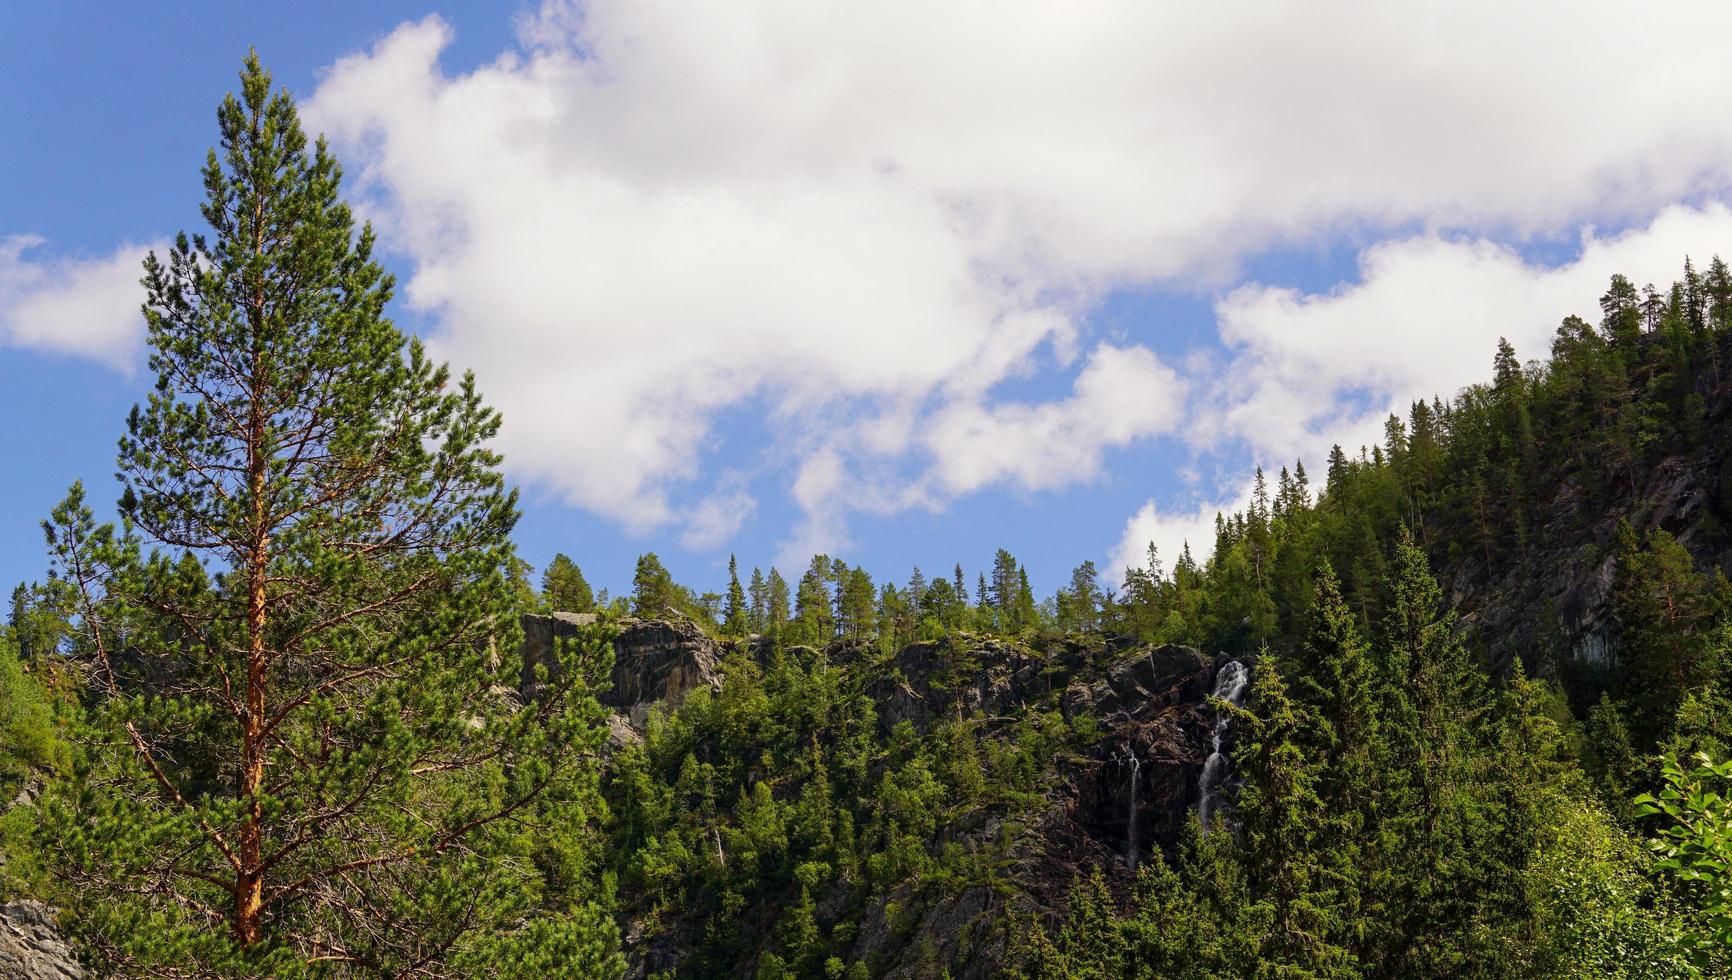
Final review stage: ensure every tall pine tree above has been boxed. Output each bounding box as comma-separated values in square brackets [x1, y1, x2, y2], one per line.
[39, 57, 618, 975]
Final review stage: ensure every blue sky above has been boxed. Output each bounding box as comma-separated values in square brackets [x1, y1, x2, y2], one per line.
[5, 2, 1732, 602]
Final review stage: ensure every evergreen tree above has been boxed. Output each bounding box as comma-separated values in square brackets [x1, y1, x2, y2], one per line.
[792, 561, 832, 645]
[541, 552, 595, 613]
[724, 554, 748, 635]
[1060, 560, 1100, 632]
[1611, 523, 1725, 747]
[767, 568, 791, 632]
[1013, 567, 1038, 634]
[0, 627, 65, 786]
[990, 549, 1019, 613]
[632, 552, 678, 617]
[837, 567, 876, 640]
[1374, 529, 1496, 975]
[1233, 659, 1354, 977]
[748, 566, 768, 632]
[37, 57, 618, 974]
[1601, 274, 1644, 347]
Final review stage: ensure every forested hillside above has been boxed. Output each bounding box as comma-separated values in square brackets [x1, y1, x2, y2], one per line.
[536, 246, 1732, 977]
[1, 58, 1731, 979]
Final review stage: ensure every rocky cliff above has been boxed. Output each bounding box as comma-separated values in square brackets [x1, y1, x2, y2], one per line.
[519, 612, 723, 732]
[1441, 391, 1732, 674]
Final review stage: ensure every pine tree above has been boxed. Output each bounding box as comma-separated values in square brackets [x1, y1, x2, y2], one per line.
[0, 626, 65, 785]
[37, 57, 618, 974]
[1611, 523, 1723, 746]
[1601, 274, 1644, 347]
[837, 567, 876, 640]
[632, 552, 677, 617]
[541, 552, 595, 613]
[792, 562, 832, 645]
[1062, 560, 1100, 632]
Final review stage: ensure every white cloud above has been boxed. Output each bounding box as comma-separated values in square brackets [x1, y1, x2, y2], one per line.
[298, 1, 1732, 553]
[1112, 204, 1732, 576]
[680, 484, 757, 551]
[0, 236, 154, 371]
[924, 344, 1184, 496]
[1204, 204, 1732, 464]
[1108, 494, 1239, 587]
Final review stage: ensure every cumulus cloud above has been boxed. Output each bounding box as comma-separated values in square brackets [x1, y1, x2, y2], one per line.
[1205, 204, 1732, 463]
[1108, 494, 1239, 585]
[924, 345, 1185, 496]
[0, 236, 154, 370]
[297, 1, 1732, 553]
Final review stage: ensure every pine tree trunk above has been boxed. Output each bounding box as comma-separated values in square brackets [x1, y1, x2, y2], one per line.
[235, 232, 270, 946]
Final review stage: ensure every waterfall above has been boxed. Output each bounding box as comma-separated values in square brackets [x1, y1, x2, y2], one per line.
[1120, 743, 1143, 870]
[1197, 659, 1250, 835]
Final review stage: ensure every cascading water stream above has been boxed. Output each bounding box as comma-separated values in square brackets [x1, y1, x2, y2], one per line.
[1197, 659, 1249, 835]
[1122, 743, 1142, 870]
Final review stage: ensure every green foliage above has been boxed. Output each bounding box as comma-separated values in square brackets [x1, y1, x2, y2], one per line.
[0, 630, 65, 786]
[14, 94, 1732, 979]
[23, 56, 620, 976]
[1636, 753, 1732, 964]
[542, 552, 596, 613]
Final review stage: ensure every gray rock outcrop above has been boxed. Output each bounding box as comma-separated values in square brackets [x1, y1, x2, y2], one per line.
[519, 614, 723, 730]
[0, 901, 81, 980]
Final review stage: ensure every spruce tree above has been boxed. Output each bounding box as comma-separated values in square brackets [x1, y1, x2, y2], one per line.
[1373, 529, 1495, 975]
[766, 568, 791, 632]
[1233, 659, 1354, 977]
[747, 566, 768, 632]
[38, 57, 617, 975]
[724, 554, 747, 635]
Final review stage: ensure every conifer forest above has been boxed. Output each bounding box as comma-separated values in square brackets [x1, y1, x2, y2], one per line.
[5, 36, 1732, 980]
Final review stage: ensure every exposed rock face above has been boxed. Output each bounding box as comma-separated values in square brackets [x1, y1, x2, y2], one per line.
[1060, 644, 1214, 723]
[519, 614, 722, 729]
[1034, 647, 1220, 902]
[1446, 409, 1732, 671]
[517, 611, 600, 697]
[849, 884, 1010, 980]
[867, 638, 1043, 733]
[824, 641, 1227, 978]
[0, 901, 81, 980]
[604, 619, 723, 724]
